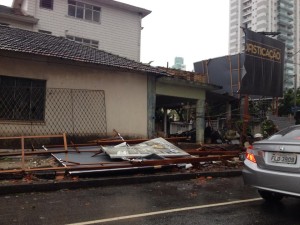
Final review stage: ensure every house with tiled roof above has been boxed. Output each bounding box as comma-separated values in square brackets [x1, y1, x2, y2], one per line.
[0, 25, 167, 141]
[0, 1, 225, 144]
[0, 25, 221, 143]
[1, 0, 150, 61]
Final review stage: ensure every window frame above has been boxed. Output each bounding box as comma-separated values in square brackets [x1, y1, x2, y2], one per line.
[66, 35, 99, 48]
[40, 0, 54, 10]
[68, 0, 101, 23]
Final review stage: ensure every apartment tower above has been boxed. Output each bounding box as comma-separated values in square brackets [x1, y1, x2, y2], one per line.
[229, 0, 299, 89]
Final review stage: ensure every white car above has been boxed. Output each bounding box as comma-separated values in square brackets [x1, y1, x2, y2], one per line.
[243, 125, 300, 202]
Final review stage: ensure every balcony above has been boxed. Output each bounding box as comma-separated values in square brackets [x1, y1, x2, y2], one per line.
[243, 9, 252, 16]
[285, 63, 295, 70]
[278, 4, 294, 14]
[243, 15, 252, 23]
[278, 11, 293, 21]
[278, 26, 294, 35]
[278, 17, 293, 27]
[243, 0, 251, 4]
[286, 42, 294, 49]
[243, 0, 251, 9]
[286, 36, 294, 42]
[285, 57, 294, 63]
[243, 4, 251, 10]
[279, 0, 294, 8]
[278, 34, 293, 44]
[286, 70, 295, 76]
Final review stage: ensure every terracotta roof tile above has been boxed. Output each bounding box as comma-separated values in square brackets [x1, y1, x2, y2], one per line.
[158, 67, 208, 84]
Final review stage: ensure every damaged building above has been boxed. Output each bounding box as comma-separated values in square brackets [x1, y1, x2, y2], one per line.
[0, 25, 219, 144]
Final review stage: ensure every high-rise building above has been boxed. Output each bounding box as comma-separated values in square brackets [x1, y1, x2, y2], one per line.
[229, 0, 299, 89]
[172, 57, 186, 70]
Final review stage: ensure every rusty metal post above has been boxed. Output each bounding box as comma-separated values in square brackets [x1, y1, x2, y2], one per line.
[63, 133, 68, 151]
[242, 95, 249, 144]
[21, 136, 25, 171]
[163, 108, 168, 137]
[195, 99, 205, 144]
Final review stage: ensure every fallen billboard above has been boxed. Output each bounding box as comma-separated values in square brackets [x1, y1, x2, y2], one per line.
[241, 29, 285, 97]
[193, 54, 244, 98]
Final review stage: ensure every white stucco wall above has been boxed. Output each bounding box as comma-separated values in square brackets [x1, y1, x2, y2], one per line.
[21, 0, 142, 61]
[156, 82, 206, 100]
[0, 54, 149, 138]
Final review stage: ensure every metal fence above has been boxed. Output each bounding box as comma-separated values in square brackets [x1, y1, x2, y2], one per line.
[0, 88, 107, 144]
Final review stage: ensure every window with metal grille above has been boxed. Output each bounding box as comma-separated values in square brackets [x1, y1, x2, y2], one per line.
[40, 0, 53, 10]
[68, 0, 101, 23]
[0, 76, 46, 121]
[66, 35, 99, 48]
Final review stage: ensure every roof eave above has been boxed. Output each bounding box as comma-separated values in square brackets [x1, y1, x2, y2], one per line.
[0, 13, 38, 24]
[157, 76, 222, 91]
[96, 0, 151, 18]
[0, 49, 165, 76]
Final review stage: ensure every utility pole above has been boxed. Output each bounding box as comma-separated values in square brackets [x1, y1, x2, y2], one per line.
[288, 50, 300, 117]
[294, 74, 297, 116]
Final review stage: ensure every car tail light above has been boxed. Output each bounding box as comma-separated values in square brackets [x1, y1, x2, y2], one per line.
[246, 148, 256, 163]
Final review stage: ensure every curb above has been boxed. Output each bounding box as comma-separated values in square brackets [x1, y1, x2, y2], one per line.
[0, 169, 242, 195]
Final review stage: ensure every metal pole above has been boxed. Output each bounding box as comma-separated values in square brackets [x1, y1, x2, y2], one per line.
[164, 108, 167, 137]
[294, 74, 297, 116]
[242, 95, 249, 144]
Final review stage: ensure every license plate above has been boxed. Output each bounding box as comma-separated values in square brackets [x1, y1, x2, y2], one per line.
[270, 153, 297, 164]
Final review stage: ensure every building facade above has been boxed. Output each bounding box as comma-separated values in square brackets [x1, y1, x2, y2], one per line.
[0, 25, 165, 140]
[1, 0, 151, 61]
[229, 0, 299, 89]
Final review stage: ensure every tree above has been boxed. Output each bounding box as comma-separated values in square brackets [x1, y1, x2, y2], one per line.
[278, 88, 299, 116]
[248, 98, 271, 121]
[261, 119, 278, 137]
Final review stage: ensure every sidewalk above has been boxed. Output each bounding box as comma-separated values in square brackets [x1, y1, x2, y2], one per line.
[0, 166, 243, 195]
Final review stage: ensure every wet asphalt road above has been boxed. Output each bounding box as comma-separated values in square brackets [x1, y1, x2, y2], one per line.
[1, 176, 300, 225]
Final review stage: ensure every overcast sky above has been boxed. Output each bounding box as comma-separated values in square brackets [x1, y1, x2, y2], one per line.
[1, 0, 230, 71]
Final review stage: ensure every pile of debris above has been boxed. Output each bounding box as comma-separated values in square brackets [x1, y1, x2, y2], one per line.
[0, 133, 244, 179]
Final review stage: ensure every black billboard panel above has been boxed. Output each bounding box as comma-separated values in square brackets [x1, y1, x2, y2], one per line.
[240, 29, 285, 97]
[194, 54, 244, 99]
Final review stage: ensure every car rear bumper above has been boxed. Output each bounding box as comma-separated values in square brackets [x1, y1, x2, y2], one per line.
[243, 159, 300, 197]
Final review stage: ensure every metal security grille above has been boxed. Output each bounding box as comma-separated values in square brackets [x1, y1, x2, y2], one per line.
[0, 88, 107, 143]
[0, 86, 46, 121]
